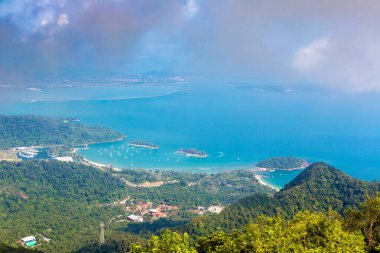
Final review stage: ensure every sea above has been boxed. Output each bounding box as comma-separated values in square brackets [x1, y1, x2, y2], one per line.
[1, 79, 380, 189]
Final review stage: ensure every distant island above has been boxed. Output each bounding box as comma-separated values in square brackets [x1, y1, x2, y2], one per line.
[256, 156, 309, 170]
[128, 141, 159, 149]
[176, 148, 208, 158]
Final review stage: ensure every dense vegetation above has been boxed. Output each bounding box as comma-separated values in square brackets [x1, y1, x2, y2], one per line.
[256, 156, 308, 170]
[0, 115, 125, 149]
[114, 168, 274, 209]
[2, 160, 380, 252]
[131, 194, 380, 252]
[0, 160, 127, 252]
[182, 163, 380, 236]
[0, 160, 273, 252]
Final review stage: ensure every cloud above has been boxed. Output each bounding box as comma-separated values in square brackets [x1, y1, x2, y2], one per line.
[177, 0, 380, 92]
[57, 14, 69, 27]
[293, 37, 330, 72]
[2, 0, 380, 92]
[183, 0, 199, 19]
[0, 0, 182, 84]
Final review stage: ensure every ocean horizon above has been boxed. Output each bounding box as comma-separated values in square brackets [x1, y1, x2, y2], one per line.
[1, 82, 380, 188]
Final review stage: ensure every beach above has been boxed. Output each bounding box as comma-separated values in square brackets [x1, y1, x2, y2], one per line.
[255, 175, 280, 191]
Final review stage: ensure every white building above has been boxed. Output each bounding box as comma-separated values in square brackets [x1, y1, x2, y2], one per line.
[208, 205, 224, 214]
[127, 214, 143, 222]
[54, 156, 74, 162]
[21, 236, 37, 247]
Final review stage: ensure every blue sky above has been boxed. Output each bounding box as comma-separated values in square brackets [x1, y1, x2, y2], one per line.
[1, 0, 380, 92]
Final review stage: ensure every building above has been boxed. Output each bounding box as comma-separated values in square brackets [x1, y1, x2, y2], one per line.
[127, 214, 143, 222]
[54, 156, 74, 162]
[21, 236, 37, 247]
[208, 205, 224, 214]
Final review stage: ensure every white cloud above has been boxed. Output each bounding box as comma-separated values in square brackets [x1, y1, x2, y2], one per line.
[293, 37, 330, 71]
[57, 14, 69, 26]
[183, 0, 199, 19]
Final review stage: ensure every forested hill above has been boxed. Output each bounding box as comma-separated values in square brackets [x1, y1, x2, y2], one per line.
[183, 162, 380, 236]
[277, 162, 378, 214]
[0, 115, 125, 149]
[0, 160, 127, 252]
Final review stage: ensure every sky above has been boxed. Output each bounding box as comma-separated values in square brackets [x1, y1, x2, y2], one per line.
[1, 0, 380, 92]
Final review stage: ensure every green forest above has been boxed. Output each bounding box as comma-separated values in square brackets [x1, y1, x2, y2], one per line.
[130, 196, 380, 252]
[115, 168, 274, 210]
[0, 160, 127, 252]
[129, 163, 380, 253]
[0, 160, 272, 252]
[182, 163, 380, 237]
[0, 115, 125, 149]
[1, 160, 380, 252]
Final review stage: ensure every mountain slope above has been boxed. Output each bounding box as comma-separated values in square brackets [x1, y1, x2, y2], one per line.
[0, 160, 127, 252]
[183, 163, 380, 237]
[277, 163, 378, 215]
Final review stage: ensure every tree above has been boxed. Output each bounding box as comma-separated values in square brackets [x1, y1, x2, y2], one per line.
[130, 230, 196, 253]
[345, 194, 380, 252]
[195, 211, 366, 253]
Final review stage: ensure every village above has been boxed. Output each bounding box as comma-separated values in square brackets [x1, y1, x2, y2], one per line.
[109, 196, 224, 224]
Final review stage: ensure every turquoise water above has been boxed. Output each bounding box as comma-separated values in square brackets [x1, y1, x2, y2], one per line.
[2, 82, 380, 187]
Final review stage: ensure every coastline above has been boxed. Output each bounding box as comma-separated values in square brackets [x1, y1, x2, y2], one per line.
[254, 163, 309, 172]
[25, 89, 189, 103]
[73, 137, 125, 154]
[255, 175, 280, 191]
[81, 157, 122, 172]
[80, 154, 282, 192]
[255, 161, 311, 171]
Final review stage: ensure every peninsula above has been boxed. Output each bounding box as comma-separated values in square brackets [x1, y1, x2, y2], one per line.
[256, 156, 309, 171]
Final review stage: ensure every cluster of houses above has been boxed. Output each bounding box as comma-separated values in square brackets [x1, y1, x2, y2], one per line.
[125, 201, 179, 222]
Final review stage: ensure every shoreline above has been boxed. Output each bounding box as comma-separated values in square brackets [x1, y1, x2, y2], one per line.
[253, 163, 309, 172]
[255, 175, 280, 191]
[25, 89, 189, 104]
[80, 155, 282, 192]
[81, 158, 123, 172]
[73, 137, 125, 154]
[254, 161, 310, 172]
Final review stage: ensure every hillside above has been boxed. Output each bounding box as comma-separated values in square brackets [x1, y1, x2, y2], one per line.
[1, 161, 379, 252]
[0, 160, 274, 253]
[0, 160, 127, 252]
[182, 163, 380, 237]
[0, 115, 125, 149]
[277, 162, 378, 215]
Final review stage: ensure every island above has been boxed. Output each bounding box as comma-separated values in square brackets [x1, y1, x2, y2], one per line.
[128, 141, 159, 149]
[256, 156, 309, 170]
[176, 148, 208, 158]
